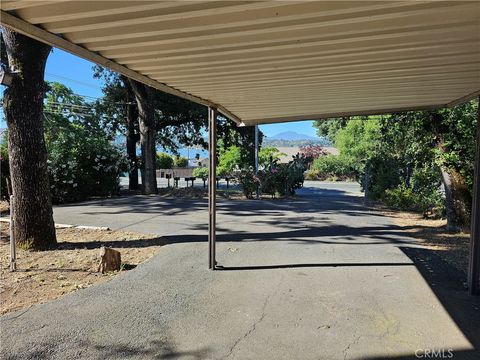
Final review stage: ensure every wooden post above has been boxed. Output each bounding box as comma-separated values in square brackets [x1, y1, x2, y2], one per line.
[468, 97, 480, 295]
[208, 107, 217, 270]
[9, 195, 16, 272]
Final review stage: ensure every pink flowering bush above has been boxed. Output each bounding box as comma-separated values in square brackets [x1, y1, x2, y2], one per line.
[236, 168, 260, 199]
[259, 154, 308, 197]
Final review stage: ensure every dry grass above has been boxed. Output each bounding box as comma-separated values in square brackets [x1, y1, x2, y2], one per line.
[386, 210, 470, 274]
[0, 225, 162, 315]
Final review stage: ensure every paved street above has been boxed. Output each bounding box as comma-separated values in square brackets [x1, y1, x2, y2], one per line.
[1, 182, 479, 359]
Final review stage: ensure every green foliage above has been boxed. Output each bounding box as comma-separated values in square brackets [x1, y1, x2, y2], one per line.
[156, 152, 174, 169]
[0, 132, 9, 199]
[313, 100, 477, 218]
[334, 118, 381, 173]
[44, 82, 127, 203]
[308, 155, 356, 181]
[313, 118, 349, 143]
[436, 101, 478, 191]
[192, 167, 209, 179]
[236, 168, 260, 199]
[174, 156, 188, 168]
[218, 125, 263, 169]
[259, 147, 286, 168]
[383, 184, 444, 214]
[217, 145, 241, 175]
[47, 127, 126, 203]
[259, 154, 308, 197]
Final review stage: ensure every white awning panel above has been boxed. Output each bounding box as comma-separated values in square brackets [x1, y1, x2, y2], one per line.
[1, 1, 479, 125]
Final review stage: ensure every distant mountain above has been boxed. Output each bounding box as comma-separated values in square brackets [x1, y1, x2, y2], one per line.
[268, 131, 318, 141]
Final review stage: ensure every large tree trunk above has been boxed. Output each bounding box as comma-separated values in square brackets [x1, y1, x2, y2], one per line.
[1, 29, 56, 250]
[125, 89, 139, 190]
[432, 113, 471, 231]
[128, 79, 157, 194]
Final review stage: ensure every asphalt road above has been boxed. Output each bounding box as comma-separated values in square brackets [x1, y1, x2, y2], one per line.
[1, 182, 479, 359]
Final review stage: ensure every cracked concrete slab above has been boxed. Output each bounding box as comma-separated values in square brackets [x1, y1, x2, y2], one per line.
[1, 182, 479, 359]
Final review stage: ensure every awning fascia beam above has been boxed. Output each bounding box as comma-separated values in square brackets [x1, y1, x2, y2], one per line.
[243, 92, 478, 125]
[246, 104, 444, 125]
[0, 10, 243, 125]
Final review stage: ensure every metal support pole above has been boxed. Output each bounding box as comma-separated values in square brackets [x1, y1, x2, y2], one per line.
[254, 125, 259, 199]
[9, 195, 16, 272]
[468, 97, 480, 295]
[208, 107, 217, 270]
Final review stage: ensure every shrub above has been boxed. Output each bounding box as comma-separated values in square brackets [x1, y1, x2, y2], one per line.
[192, 166, 209, 178]
[174, 156, 188, 168]
[156, 152, 174, 169]
[0, 133, 9, 199]
[47, 125, 127, 203]
[383, 183, 444, 214]
[0, 124, 126, 204]
[310, 155, 356, 180]
[259, 154, 307, 197]
[236, 167, 260, 199]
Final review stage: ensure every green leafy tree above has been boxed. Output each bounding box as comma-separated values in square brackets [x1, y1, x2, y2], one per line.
[156, 152, 174, 169]
[259, 147, 286, 168]
[217, 145, 241, 175]
[192, 167, 209, 179]
[334, 117, 381, 173]
[174, 156, 188, 168]
[314, 117, 349, 143]
[1, 29, 56, 250]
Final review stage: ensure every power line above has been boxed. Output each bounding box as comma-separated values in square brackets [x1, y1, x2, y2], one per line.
[45, 72, 103, 92]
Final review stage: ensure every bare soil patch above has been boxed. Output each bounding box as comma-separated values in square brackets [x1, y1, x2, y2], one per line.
[0, 200, 9, 215]
[386, 210, 470, 274]
[0, 225, 162, 315]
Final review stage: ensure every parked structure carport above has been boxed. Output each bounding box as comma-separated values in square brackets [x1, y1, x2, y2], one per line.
[1, 1, 479, 293]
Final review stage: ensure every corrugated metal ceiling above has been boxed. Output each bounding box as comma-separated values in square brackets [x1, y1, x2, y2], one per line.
[1, 1, 479, 125]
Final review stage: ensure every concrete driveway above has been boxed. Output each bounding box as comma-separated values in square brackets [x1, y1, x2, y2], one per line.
[1, 182, 479, 359]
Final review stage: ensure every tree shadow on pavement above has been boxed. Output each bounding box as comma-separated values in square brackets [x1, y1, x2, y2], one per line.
[362, 247, 480, 360]
[4, 338, 211, 360]
[57, 223, 421, 250]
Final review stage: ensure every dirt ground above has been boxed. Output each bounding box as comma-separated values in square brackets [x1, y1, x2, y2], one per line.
[387, 210, 470, 274]
[0, 225, 163, 315]
[0, 200, 9, 215]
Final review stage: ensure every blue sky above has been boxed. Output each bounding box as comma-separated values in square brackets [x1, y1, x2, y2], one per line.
[1, 49, 317, 137]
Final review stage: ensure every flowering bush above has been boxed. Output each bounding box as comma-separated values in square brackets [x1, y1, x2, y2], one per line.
[236, 167, 260, 199]
[259, 154, 308, 197]
[46, 122, 127, 203]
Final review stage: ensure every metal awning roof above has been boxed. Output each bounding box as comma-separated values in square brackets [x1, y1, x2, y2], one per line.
[1, 1, 479, 126]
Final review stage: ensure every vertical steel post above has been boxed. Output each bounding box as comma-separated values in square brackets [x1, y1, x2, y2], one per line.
[468, 97, 480, 295]
[9, 195, 16, 272]
[254, 125, 259, 199]
[208, 107, 217, 270]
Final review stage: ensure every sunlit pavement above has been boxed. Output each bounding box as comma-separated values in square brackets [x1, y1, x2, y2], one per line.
[1, 182, 479, 359]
